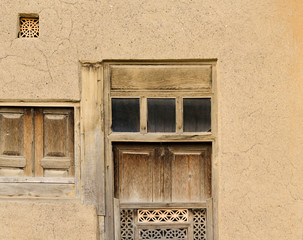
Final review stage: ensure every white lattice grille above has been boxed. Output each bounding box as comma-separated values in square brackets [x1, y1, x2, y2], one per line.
[19, 18, 39, 38]
[139, 228, 187, 240]
[193, 209, 207, 240]
[138, 209, 188, 223]
[121, 209, 134, 240]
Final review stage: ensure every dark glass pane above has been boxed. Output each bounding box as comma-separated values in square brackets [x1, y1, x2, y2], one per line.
[148, 98, 176, 132]
[112, 98, 140, 132]
[183, 98, 211, 132]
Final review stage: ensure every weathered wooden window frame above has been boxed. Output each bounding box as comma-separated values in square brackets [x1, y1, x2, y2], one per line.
[0, 101, 80, 199]
[80, 60, 218, 240]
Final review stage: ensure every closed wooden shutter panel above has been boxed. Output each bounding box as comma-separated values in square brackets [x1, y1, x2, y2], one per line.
[0, 107, 74, 177]
[36, 108, 74, 177]
[114, 143, 211, 203]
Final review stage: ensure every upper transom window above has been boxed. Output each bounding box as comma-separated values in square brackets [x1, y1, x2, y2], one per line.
[109, 63, 213, 134]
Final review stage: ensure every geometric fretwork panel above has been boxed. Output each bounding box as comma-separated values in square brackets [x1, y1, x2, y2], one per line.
[138, 209, 188, 223]
[139, 228, 187, 240]
[19, 18, 39, 38]
[121, 209, 134, 240]
[193, 209, 207, 240]
[120, 208, 207, 240]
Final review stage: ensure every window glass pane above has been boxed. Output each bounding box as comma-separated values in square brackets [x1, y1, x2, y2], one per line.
[183, 98, 211, 132]
[148, 98, 176, 132]
[112, 98, 140, 132]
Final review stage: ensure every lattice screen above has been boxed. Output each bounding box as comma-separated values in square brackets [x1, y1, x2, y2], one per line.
[138, 209, 188, 223]
[121, 210, 134, 239]
[19, 17, 39, 38]
[120, 208, 207, 240]
[139, 228, 187, 239]
[193, 209, 207, 240]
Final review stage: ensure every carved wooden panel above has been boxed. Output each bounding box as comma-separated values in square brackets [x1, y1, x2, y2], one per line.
[0, 110, 24, 157]
[139, 228, 187, 240]
[0, 108, 33, 177]
[138, 209, 188, 223]
[36, 108, 74, 177]
[120, 209, 134, 240]
[110, 65, 212, 91]
[193, 209, 207, 240]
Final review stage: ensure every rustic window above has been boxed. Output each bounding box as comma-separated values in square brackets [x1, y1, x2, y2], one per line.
[19, 17, 39, 38]
[0, 107, 74, 177]
[101, 61, 216, 240]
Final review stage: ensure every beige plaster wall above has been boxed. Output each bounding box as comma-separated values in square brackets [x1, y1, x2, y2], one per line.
[0, 0, 302, 240]
[0, 200, 97, 240]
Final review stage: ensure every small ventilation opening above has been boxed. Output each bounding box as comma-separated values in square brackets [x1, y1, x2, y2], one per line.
[19, 14, 39, 39]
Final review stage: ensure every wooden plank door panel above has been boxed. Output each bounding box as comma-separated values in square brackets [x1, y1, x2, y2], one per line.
[114, 144, 156, 203]
[171, 152, 202, 202]
[168, 144, 211, 202]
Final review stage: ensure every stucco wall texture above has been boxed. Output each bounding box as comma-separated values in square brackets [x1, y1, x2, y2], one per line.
[0, 201, 97, 240]
[0, 0, 302, 240]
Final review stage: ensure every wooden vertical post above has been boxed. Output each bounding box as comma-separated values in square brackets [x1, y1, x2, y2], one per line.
[24, 108, 33, 176]
[34, 108, 44, 177]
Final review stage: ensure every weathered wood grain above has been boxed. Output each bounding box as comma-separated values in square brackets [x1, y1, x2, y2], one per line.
[110, 65, 212, 91]
[0, 182, 74, 197]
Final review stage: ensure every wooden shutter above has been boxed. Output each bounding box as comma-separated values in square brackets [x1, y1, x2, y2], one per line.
[114, 143, 211, 203]
[168, 144, 212, 202]
[35, 108, 74, 177]
[0, 107, 74, 178]
[0, 108, 33, 177]
[114, 144, 156, 203]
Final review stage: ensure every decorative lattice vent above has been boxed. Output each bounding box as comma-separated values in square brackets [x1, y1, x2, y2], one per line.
[120, 209, 134, 239]
[139, 228, 187, 240]
[193, 209, 207, 240]
[19, 17, 39, 38]
[138, 209, 188, 223]
[120, 208, 207, 240]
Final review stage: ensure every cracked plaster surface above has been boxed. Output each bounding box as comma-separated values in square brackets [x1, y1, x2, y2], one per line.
[0, 0, 302, 239]
[0, 201, 97, 240]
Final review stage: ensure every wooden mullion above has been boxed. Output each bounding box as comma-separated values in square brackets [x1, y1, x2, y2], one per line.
[140, 97, 147, 133]
[74, 106, 81, 198]
[176, 96, 183, 133]
[134, 209, 139, 240]
[200, 152, 205, 200]
[24, 108, 34, 176]
[34, 108, 44, 177]
[188, 209, 194, 240]
[68, 109, 74, 177]
[164, 146, 172, 202]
